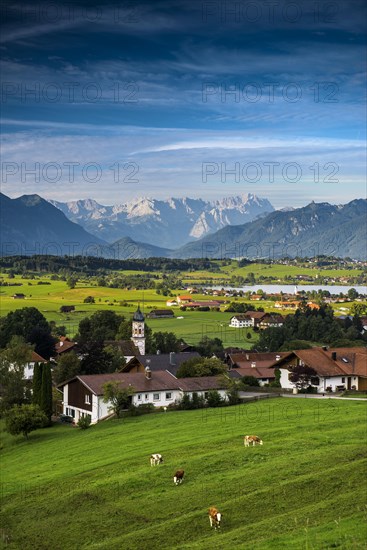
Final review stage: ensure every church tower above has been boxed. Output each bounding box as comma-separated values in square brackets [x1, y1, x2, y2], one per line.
[131, 305, 145, 355]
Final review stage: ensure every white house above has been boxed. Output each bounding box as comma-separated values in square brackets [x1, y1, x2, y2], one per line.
[9, 351, 48, 380]
[229, 312, 266, 328]
[58, 370, 229, 424]
[272, 347, 367, 393]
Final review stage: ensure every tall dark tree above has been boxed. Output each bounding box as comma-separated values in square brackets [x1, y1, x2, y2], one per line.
[40, 363, 53, 422]
[0, 307, 55, 357]
[32, 362, 43, 407]
[77, 311, 125, 344]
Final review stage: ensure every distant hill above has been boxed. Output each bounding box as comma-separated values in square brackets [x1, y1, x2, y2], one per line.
[173, 199, 367, 260]
[0, 193, 106, 256]
[49, 193, 274, 248]
[108, 236, 172, 259]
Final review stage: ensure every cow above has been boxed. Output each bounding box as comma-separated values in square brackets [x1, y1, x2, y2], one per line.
[150, 453, 163, 466]
[244, 435, 263, 446]
[173, 469, 184, 485]
[208, 507, 222, 529]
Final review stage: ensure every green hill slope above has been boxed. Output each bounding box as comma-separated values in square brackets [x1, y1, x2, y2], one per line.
[1, 398, 366, 549]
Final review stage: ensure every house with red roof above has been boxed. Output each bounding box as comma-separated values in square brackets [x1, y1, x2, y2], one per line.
[57, 370, 229, 424]
[271, 347, 367, 393]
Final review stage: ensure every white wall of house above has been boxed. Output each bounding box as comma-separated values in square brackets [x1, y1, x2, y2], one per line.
[229, 317, 252, 328]
[279, 368, 360, 393]
[132, 389, 182, 407]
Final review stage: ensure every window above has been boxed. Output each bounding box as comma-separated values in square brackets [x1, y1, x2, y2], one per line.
[153, 393, 160, 401]
[310, 376, 320, 386]
[66, 408, 75, 418]
[341, 377, 345, 383]
[137, 394, 142, 400]
[145, 394, 149, 400]
[165, 392, 172, 400]
[85, 394, 91, 404]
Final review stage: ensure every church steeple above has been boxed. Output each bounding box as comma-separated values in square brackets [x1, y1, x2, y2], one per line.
[131, 304, 145, 355]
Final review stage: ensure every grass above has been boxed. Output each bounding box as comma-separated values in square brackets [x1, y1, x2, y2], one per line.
[1, 398, 366, 549]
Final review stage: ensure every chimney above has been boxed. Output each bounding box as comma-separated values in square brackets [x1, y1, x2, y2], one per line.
[169, 352, 176, 365]
[275, 355, 281, 361]
[145, 366, 152, 379]
[156, 349, 161, 355]
[251, 362, 256, 368]
[246, 354, 249, 360]
[59, 341, 64, 347]
[331, 351, 337, 361]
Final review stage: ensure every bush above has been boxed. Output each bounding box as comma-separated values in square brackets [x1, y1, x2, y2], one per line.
[241, 376, 260, 387]
[77, 415, 91, 429]
[206, 390, 223, 408]
[83, 296, 95, 304]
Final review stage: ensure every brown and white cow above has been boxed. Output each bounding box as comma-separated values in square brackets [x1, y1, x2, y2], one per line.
[208, 507, 222, 529]
[244, 435, 263, 446]
[173, 469, 184, 485]
[150, 453, 163, 466]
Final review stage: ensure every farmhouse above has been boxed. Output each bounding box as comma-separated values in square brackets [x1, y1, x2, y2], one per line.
[147, 309, 175, 319]
[274, 301, 301, 310]
[258, 313, 285, 330]
[58, 370, 228, 424]
[226, 352, 288, 386]
[176, 295, 192, 304]
[272, 347, 367, 393]
[229, 312, 266, 328]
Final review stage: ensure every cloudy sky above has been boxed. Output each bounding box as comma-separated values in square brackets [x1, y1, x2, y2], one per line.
[1, 0, 366, 208]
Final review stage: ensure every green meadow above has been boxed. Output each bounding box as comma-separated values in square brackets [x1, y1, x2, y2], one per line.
[0, 398, 366, 549]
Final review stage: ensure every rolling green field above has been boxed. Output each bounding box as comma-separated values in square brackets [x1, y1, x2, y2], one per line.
[1, 398, 366, 549]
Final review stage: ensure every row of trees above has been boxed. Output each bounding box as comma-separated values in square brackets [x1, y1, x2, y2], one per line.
[254, 305, 366, 352]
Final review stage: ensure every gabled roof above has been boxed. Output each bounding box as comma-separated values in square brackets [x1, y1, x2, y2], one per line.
[58, 372, 228, 395]
[230, 366, 276, 379]
[55, 339, 76, 354]
[272, 347, 367, 378]
[228, 352, 288, 369]
[30, 351, 47, 363]
[123, 352, 201, 376]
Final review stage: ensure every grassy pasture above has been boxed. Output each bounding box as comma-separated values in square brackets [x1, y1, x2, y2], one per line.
[0, 398, 366, 549]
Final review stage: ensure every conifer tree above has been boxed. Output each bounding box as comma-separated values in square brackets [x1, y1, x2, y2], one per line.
[40, 363, 53, 422]
[32, 362, 43, 407]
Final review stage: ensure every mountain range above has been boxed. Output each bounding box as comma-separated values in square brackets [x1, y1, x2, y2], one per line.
[49, 194, 274, 248]
[1, 193, 366, 260]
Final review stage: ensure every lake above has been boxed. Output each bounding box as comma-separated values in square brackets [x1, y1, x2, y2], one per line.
[208, 284, 367, 294]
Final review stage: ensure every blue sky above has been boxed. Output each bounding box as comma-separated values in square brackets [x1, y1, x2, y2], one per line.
[1, 0, 366, 208]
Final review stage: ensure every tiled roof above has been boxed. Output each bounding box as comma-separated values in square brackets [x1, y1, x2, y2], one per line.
[55, 340, 76, 354]
[123, 352, 201, 376]
[77, 371, 181, 395]
[177, 376, 227, 391]
[31, 351, 47, 362]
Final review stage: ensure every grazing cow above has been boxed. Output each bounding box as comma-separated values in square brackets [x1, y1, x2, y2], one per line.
[173, 469, 184, 485]
[208, 507, 222, 529]
[244, 435, 263, 447]
[150, 453, 163, 466]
